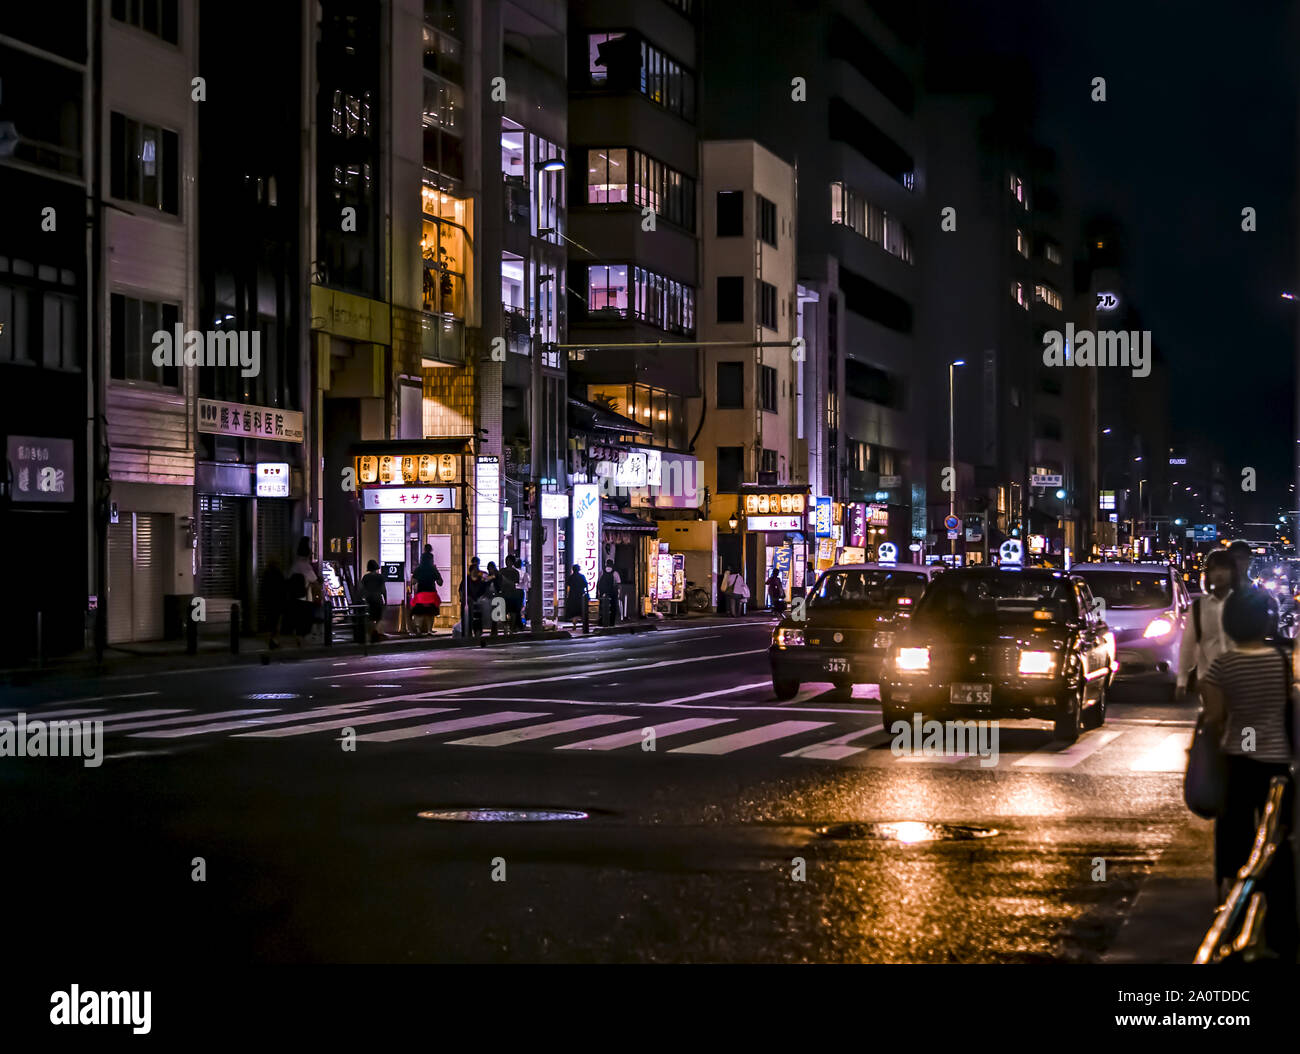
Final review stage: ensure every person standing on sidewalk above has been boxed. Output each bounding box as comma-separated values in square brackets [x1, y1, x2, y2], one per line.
[360, 560, 388, 643]
[597, 560, 620, 627]
[500, 555, 524, 634]
[718, 567, 733, 616]
[730, 570, 750, 616]
[517, 556, 532, 629]
[1197, 587, 1298, 957]
[565, 564, 590, 633]
[1177, 549, 1237, 700]
[410, 545, 444, 636]
[286, 537, 320, 647]
[766, 568, 785, 617]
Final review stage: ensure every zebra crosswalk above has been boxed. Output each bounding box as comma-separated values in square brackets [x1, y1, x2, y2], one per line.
[4, 698, 1196, 774]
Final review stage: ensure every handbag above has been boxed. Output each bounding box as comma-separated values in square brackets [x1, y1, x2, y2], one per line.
[1184, 712, 1228, 819]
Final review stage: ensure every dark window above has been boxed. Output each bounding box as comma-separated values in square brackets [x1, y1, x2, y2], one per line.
[111, 0, 179, 45]
[110, 112, 180, 214]
[1038, 416, 1063, 441]
[845, 359, 904, 409]
[758, 281, 777, 330]
[839, 266, 912, 333]
[758, 195, 777, 246]
[716, 191, 743, 237]
[761, 365, 777, 412]
[716, 276, 744, 323]
[110, 293, 179, 387]
[717, 361, 744, 409]
[717, 446, 744, 493]
[761, 448, 778, 474]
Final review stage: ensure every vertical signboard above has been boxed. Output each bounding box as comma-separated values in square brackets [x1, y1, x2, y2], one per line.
[815, 496, 832, 537]
[573, 483, 601, 590]
[476, 455, 501, 569]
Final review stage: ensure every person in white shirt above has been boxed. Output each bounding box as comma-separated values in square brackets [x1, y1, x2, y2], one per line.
[1176, 549, 1237, 699]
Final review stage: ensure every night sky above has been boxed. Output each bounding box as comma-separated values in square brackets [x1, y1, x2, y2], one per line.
[928, 0, 1298, 522]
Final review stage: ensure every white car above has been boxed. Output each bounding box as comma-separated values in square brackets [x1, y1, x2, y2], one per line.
[1069, 562, 1188, 699]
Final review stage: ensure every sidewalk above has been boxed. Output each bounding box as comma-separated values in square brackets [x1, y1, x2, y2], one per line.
[1, 617, 659, 684]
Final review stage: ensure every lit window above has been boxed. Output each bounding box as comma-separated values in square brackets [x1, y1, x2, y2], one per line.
[1016, 229, 1029, 257]
[1034, 283, 1062, 311]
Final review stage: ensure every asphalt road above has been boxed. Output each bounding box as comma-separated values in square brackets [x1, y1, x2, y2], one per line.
[0, 619, 1211, 964]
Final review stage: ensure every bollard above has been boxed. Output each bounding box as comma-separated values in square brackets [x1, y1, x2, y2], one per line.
[229, 602, 240, 653]
[323, 599, 333, 647]
[186, 608, 199, 655]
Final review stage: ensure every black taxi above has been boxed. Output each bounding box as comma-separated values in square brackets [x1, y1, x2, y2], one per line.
[879, 567, 1116, 743]
[768, 562, 942, 700]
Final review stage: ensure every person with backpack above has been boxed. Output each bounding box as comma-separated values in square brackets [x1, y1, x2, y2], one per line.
[596, 560, 620, 627]
[1177, 549, 1237, 700]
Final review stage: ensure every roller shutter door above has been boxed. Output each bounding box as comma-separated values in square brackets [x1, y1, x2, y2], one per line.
[132, 513, 166, 641]
[107, 521, 134, 644]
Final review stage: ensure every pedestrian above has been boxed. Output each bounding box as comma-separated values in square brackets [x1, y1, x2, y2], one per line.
[285, 537, 320, 647]
[597, 560, 620, 627]
[484, 560, 503, 639]
[409, 545, 443, 636]
[767, 568, 785, 617]
[1197, 587, 1298, 957]
[259, 557, 285, 650]
[517, 557, 532, 628]
[731, 570, 750, 616]
[718, 567, 732, 616]
[457, 560, 489, 639]
[360, 559, 387, 643]
[565, 563, 589, 632]
[1176, 549, 1237, 700]
[500, 555, 524, 634]
[1229, 539, 1280, 639]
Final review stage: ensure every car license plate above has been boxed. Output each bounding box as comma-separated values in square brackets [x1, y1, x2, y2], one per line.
[825, 658, 850, 674]
[950, 683, 991, 705]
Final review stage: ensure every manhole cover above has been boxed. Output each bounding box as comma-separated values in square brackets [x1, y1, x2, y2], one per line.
[815, 821, 999, 843]
[418, 808, 590, 823]
[244, 693, 301, 700]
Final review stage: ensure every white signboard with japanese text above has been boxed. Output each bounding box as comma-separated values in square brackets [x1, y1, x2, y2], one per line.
[255, 462, 290, 497]
[361, 487, 458, 511]
[198, 399, 304, 443]
[573, 483, 601, 588]
[747, 515, 803, 532]
[7, 436, 74, 503]
[541, 492, 570, 519]
[475, 456, 500, 569]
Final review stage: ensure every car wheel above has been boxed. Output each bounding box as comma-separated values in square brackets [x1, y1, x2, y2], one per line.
[772, 678, 799, 701]
[1082, 678, 1107, 730]
[1054, 687, 1083, 743]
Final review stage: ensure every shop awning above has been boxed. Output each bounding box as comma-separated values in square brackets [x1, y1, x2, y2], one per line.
[568, 396, 653, 437]
[602, 510, 659, 534]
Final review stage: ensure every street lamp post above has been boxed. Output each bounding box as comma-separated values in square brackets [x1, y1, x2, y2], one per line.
[949, 359, 964, 559]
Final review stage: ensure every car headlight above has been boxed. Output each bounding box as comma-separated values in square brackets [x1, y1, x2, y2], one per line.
[873, 630, 895, 649]
[776, 627, 805, 647]
[895, 646, 930, 672]
[1143, 617, 1174, 638]
[1018, 650, 1057, 676]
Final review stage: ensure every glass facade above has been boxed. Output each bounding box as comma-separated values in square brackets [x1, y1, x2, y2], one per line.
[830, 181, 913, 264]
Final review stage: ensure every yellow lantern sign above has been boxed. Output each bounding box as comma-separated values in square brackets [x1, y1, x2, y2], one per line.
[357, 456, 378, 484]
[401, 456, 418, 483]
[378, 456, 396, 484]
[418, 455, 437, 482]
[438, 453, 458, 482]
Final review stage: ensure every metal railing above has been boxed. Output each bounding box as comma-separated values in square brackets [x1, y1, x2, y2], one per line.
[1195, 776, 1290, 963]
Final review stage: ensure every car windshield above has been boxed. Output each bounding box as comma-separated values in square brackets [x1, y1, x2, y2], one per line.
[810, 569, 930, 607]
[1074, 570, 1171, 610]
[913, 573, 1075, 624]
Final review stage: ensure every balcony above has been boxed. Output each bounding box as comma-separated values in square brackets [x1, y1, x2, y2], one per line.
[421, 313, 465, 366]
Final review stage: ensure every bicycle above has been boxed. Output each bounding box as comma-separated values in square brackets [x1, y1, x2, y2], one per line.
[684, 579, 712, 612]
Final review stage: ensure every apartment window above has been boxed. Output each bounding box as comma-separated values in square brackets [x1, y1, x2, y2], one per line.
[110, 113, 179, 214]
[110, 293, 180, 387]
[1015, 228, 1029, 258]
[1034, 283, 1062, 311]
[111, 0, 179, 44]
[1009, 172, 1026, 206]
[1043, 240, 1063, 265]
[1011, 281, 1028, 310]
[42, 293, 79, 370]
[587, 265, 629, 316]
[717, 276, 744, 323]
[758, 280, 777, 331]
[717, 361, 744, 409]
[758, 196, 777, 247]
[717, 446, 744, 493]
[829, 181, 913, 264]
[587, 148, 628, 203]
[760, 448, 778, 474]
[633, 266, 694, 334]
[716, 191, 743, 237]
[760, 365, 778, 412]
[0, 283, 32, 364]
[588, 32, 694, 118]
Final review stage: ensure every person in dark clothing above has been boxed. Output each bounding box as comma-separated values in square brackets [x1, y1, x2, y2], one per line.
[485, 560, 504, 639]
[500, 556, 524, 634]
[458, 562, 490, 639]
[596, 560, 620, 627]
[1229, 539, 1280, 639]
[565, 564, 589, 633]
[409, 545, 444, 635]
[360, 559, 387, 643]
[767, 569, 786, 617]
[285, 537, 320, 646]
[260, 558, 286, 650]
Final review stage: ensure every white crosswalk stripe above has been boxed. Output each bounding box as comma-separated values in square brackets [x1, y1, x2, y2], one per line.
[233, 707, 453, 738]
[668, 720, 831, 755]
[783, 724, 887, 760]
[448, 714, 639, 747]
[356, 711, 549, 743]
[1014, 730, 1124, 769]
[97, 709, 280, 734]
[1129, 731, 1192, 772]
[558, 717, 735, 751]
[0, 708, 107, 721]
[131, 703, 380, 739]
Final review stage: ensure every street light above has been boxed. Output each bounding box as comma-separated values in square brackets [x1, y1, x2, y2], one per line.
[949, 359, 965, 557]
[534, 157, 566, 173]
[728, 512, 738, 532]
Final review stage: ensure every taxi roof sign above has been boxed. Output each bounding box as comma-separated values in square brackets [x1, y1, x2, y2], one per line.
[998, 539, 1024, 567]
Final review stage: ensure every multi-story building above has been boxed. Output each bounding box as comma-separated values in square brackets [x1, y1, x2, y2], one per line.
[0, 6, 91, 660]
[691, 139, 799, 597]
[699, 0, 926, 554]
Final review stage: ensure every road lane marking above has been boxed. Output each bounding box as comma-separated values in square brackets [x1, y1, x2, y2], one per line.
[1129, 731, 1193, 772]
[1013, 729, 1123, 769]
[783, 723, 887, 760]
[658, 682, 772, 704]
[0, 707, 107, 721]
[356, 711, 549, 743]
[88, 709, 188, 724]
[0, 691, 159, 715]
[558, 717, 735, 751]
[314, 665, 431, 680]
[448, 714, 638, 746]
[234, 707, 454, 738]
[419, 649, 769, 697]
[667, 720, 830, 755]
[99, 709, 280, 733]
[131, 702, 381, 738]
[895, 751, 973, 764]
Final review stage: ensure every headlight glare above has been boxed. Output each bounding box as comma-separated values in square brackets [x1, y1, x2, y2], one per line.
[1018, 650, 1056, 676]
[1143, 617, 1174, 638]
[895, 646, 930, 672]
